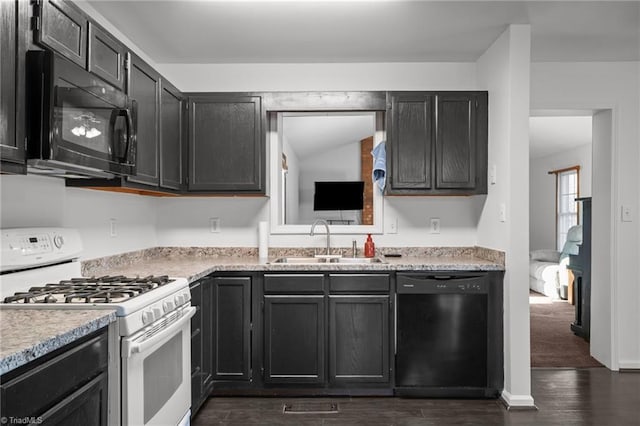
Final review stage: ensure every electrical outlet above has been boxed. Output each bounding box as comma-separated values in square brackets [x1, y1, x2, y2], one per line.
[430, 218, 441, 234]
[109, 219, 117, 237]
[210, 217, 221, 233]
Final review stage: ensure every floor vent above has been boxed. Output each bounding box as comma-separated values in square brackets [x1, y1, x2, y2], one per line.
[282, 402, 339, 414]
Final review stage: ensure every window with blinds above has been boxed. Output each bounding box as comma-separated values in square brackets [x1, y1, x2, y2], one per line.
[556, 168, 580, 250]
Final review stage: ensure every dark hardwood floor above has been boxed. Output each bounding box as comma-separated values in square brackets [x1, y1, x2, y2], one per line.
[192, 369, 640, 425]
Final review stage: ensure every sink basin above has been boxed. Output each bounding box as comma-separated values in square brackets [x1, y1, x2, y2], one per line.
[270, 256, 386, 264]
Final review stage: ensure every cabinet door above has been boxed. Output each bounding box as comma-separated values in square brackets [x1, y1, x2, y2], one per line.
[212, 277, 251, 381]
[436, 93, 477, 190]
[387, 92, 435, 191]
[160, 79, 185, 190]
[37, 372, 108, 426]
[188, 95, 263, 192]
[88, 23, 126, 90]
[189, 281, 203, 412]
[329, 295, 390, 384]
[264, 295, 325, 384]
[0, 0, 27, 170]
[36, 0, 88, 67]
[127, 54, 160, 186]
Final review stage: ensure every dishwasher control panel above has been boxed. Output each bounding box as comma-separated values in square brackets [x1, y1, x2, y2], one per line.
[396, 273, 489, 294]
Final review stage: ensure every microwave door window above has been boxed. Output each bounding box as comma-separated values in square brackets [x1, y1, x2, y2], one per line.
[55, 83, 119, 161]
[60, 106, 113, 157]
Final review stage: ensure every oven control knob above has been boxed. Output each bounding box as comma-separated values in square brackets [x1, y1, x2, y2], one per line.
[174, 295, 184, 306]
[152, 307, 162, 319]
[53, 235, 64, 248]
[163, 300, 175, 313]
[142, 310, 154, 324]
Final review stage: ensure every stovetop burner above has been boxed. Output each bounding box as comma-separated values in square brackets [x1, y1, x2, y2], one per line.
[2, 275, 173, 304]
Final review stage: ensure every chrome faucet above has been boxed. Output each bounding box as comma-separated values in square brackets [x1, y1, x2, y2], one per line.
[310, 219, 331, 256]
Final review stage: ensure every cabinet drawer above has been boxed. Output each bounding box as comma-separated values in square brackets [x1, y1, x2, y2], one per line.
[329, 274, 390, 293]
[1, 330, 108, 419]
[264, 274, 324, 293]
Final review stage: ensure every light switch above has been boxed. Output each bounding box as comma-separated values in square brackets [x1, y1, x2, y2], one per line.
[490, 165, 497, 185]
[109, 219, 117, 237]
[386, 217, 398, 234]
[621, 205, 633, 222]
[499, 204, 506, 222]
[429, 218, 441, 234]
[210, 217, 221, 233]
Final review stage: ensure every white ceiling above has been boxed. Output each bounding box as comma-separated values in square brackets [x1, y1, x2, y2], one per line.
[529, 115, 592, 159]
[283, 113, 376, 158]
[86, 0, 640, 64]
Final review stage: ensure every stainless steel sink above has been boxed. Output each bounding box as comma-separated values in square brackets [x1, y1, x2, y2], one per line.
[335, 257, 385, 264]
[270, 256, 386, 264]
[270, 257, 329, 264]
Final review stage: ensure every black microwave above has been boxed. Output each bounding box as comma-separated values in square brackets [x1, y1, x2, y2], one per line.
[26, 50, 137, 178]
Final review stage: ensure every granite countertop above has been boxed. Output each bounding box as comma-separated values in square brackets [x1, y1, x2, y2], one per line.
[0, 309, 116, 376]
[83, 247, 505, 284]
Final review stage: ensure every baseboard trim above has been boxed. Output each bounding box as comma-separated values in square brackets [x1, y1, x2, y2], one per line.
[500, 390, 537, 411]
[618, 361, 640, 370]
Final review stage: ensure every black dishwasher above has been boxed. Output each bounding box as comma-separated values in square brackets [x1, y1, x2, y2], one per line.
[395, 272, 501, 398]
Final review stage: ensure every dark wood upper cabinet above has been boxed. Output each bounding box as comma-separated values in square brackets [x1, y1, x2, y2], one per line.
[36, 0, 88, 68]
[188, 94, 264, 193]
[387, 91, 488, 195]
[160, 79, 185, 190]
[127, 53, 160, 186]
[0, 0, 28, 172]
[387, 92, 435, 191]
[88, 23, 126, 90]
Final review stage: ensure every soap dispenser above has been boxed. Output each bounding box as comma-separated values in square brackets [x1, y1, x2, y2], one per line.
[364, 234, 375, 258]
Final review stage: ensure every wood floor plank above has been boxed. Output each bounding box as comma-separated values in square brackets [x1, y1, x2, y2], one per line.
[192, 368, 640, 426]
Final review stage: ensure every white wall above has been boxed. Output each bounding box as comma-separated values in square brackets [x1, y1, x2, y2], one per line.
[476, 25, 533, 406]
[530, 61, 640, 370]
[530, 143, 592, 251]
[0, 175, 158, 259]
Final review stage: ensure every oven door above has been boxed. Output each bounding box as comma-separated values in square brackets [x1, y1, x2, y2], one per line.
[121, 306, 196, 426]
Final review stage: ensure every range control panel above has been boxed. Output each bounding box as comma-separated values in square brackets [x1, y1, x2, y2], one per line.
[1, 228, 83, 272]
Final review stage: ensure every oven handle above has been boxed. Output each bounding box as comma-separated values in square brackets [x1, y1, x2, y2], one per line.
[122, 306, 196, 358]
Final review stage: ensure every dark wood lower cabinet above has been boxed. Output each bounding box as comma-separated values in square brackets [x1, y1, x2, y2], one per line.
[264, 295, 325, 384]
[190, 278, 213, 416]
[212, 276, 251, 381]
[0, 329, 109, 426]
[329, 295, 390, 384]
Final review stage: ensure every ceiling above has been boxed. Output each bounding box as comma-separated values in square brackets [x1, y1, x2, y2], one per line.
[86, 0, 640, 64]
[529, 115, 592, 159]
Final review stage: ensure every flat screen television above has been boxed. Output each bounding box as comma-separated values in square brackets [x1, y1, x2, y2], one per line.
[313, 181, 364, 211]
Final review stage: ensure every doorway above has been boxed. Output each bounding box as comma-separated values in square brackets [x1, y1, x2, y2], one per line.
[528, 111, 603, 368]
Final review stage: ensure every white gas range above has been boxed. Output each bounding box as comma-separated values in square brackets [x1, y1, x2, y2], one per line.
[0, 228, 194, 426]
